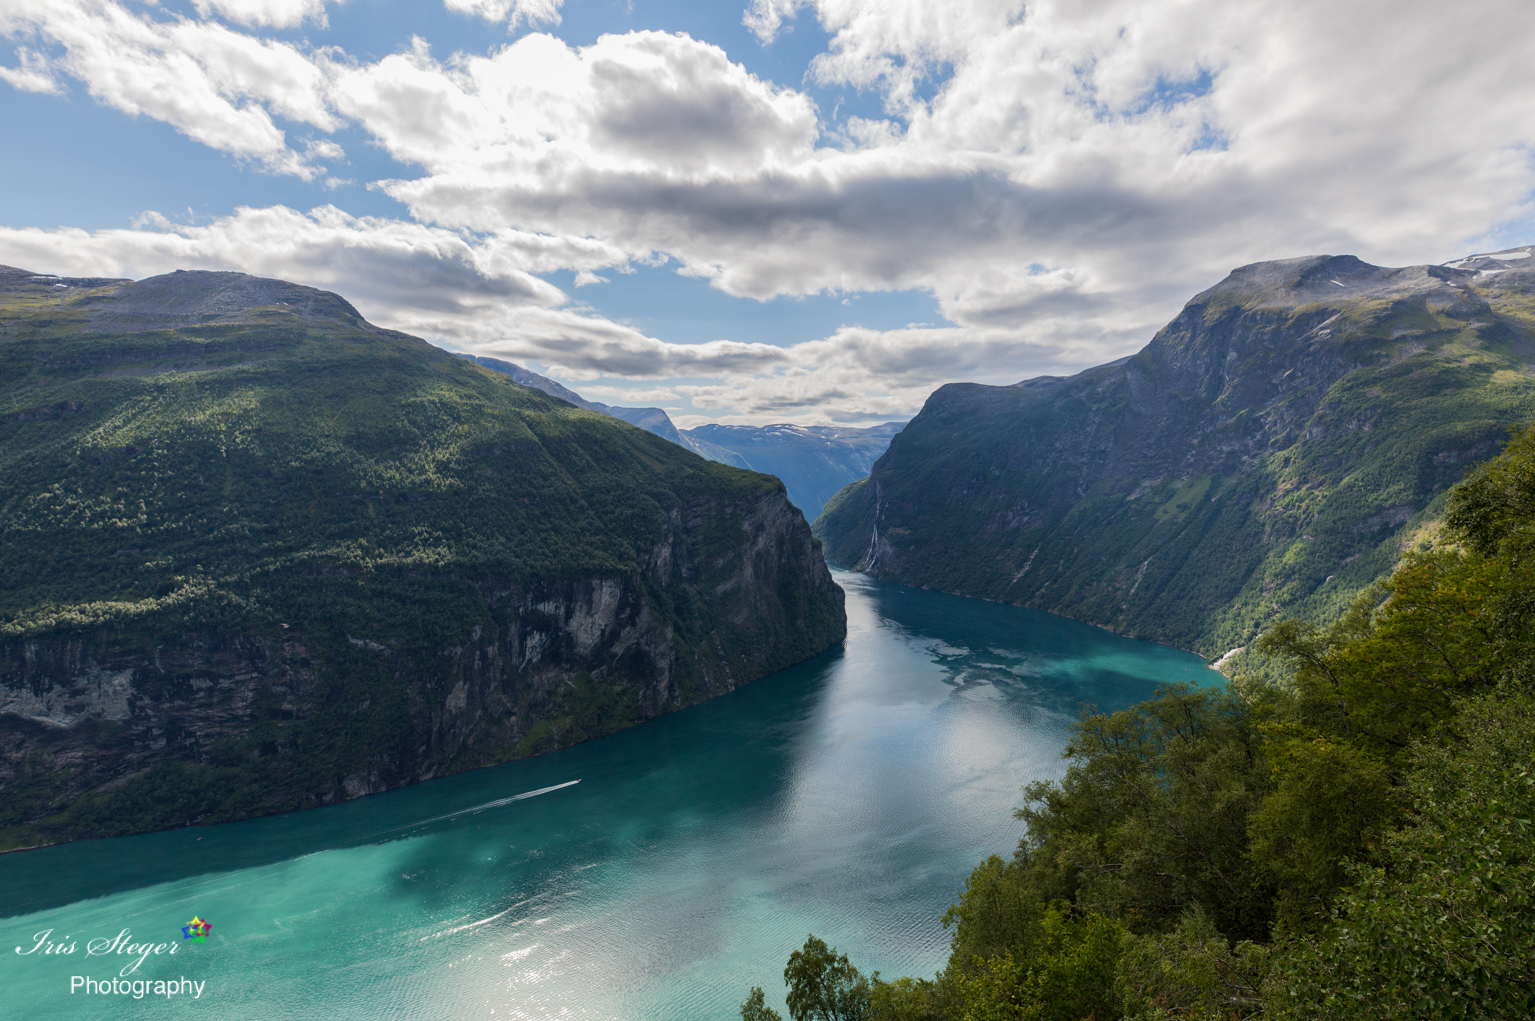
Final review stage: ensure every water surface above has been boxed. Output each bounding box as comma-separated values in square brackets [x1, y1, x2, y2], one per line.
[0, 572, 1216, 1019]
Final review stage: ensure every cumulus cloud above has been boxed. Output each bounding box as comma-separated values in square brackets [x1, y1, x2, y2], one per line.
[0, 46, 61, 92]
[577, 385, 684, 404]
[354, 0, 1535, 374]
[2, 0, 1533, 424]
[331, 30, 819, 182]
[0, 0, 338, 177]
[0, 205, 570, 318]
[442, 0, 563, 30]
[192, 0, 335, 29]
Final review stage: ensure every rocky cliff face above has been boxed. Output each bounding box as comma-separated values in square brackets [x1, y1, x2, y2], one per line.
[816, 249, 1535, 655]
[1, 485, 838, 817]
[0, 267, 845, 846]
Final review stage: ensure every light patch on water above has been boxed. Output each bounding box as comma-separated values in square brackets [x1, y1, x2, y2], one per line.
[0, 572, 1214, 1021]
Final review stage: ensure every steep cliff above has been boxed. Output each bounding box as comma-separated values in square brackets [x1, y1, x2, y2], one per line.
[816, 249, 1535, 655]
[0, 267, 845, 847]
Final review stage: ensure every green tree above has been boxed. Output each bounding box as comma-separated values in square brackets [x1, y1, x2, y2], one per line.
[949, 905, 1125, 1021]
[742, 986, 785, 1021]
[1116, 907, 1268, 1019]
[1255, 550, 1511, 768]
[941, 853, 1057, 975]
[783, 935, 872, 1021]
[1252, 423, 1535, 930]
[867, 976, 943, 1021]
[1244, 730, 1398, 933]
[1016, 685, 1274, 940]
[1266, 693, 1535, 1020]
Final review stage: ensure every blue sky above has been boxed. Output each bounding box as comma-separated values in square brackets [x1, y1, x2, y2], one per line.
[2, 0, 1531, 424]
[1, 0, 943, 362]
[1, 0, 889, 229]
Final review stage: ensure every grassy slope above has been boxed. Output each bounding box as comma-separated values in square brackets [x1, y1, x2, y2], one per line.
[816, 256, 1535, 658]
[0, 287, 768, 634]
[0, 270, 845, 845]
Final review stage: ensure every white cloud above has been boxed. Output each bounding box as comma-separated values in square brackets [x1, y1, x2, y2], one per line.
[3, 0, 1534, 425]
[0, 0, 338, 177]
[0, 205, 1066, 426]
[577, 385, 684, 404]
[352, 0, 1535, 372]
[0, 205, 570, 318]
[330, 30, 819, 182]
[192, 0, 335, 29]
[742, 0, 807, 45]
[442, 0, 563, 29]
[304, 137, 346, 164]
[0, 46, 61, 93]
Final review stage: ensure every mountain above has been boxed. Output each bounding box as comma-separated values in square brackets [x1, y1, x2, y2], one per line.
[815, 248, 1535, 658]
[458, 353, 602, 411]
[0, 266, 846, 848]
[459, 355, 902, 517]
[681, 422, 907, 520]
[459, 354, 751, 467]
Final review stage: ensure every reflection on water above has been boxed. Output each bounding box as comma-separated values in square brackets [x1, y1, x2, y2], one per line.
[0, 571, 1218, 1019]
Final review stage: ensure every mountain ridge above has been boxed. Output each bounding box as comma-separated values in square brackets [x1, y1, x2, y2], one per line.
[815, 246, 1535, 658]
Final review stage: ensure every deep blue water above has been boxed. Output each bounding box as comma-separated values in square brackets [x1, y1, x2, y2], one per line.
[0, 571, 1217, 1019]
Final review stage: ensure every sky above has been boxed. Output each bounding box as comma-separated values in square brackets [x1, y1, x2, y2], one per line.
[1, 0, 1533, 427]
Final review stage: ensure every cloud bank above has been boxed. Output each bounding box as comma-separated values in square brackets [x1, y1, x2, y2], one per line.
[2, 0, 1533, 423]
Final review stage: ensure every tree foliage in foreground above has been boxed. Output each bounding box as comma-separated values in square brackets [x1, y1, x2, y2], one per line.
[1266, 693, 1535, 1020]
[744, 424, 1535, 1020]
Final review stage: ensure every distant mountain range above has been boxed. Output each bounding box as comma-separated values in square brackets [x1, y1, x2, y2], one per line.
[461, 355, 904, 520]
[816, 247, 1535, 660]
[683, 422, 905, 521]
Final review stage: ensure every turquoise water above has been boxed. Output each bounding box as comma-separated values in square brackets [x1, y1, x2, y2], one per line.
[0, 572, 1217, 1019]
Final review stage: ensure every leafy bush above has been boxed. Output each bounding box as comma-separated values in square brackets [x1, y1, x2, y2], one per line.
[1266, 693, 1535, 1021]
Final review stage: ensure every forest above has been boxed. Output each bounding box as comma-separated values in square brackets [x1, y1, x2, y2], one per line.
[747, 425, 1535, 1020]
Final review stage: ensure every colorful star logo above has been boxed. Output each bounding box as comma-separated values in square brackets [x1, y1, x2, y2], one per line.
[181, 916, 212, 942]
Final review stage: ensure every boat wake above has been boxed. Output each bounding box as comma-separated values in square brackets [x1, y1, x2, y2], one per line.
[376, 780, 582, 840]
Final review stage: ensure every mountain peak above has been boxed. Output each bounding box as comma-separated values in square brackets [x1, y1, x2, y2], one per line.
[0, 265, 373, 334]
[1200, 254, 1441, 307]
[1192, 246, 1534, 312]
[1442, 244, 1535, 274]
[78, 269, 371, 334]
[0, 264, 131, 291]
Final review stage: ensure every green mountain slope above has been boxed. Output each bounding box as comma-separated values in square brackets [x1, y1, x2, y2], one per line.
[0, 266, 845, 847]
[815, 249, 1535, 657]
